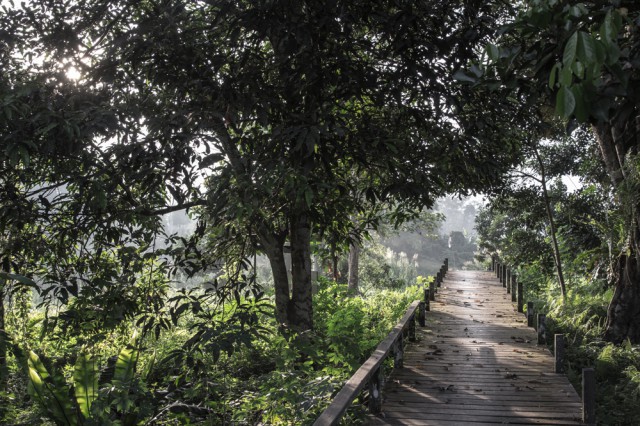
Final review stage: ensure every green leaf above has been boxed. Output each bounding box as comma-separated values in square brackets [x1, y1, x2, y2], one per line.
[576, 32, 597, 65]
[563, 32, 578, 66]
[556, 86, 576, 118]
[486, 43, 500, 62]
[74, 353, 99, 419]
[571, 61, 585, 80]
[0, 272, 37, 287]
[452, 69, 476, 83]
[570, 84, 588, 122]
[113, 345, 137, 384]
[27, 351, 76, 426]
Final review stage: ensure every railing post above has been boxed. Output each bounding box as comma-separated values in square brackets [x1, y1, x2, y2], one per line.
[511, 274, 517, 302]
[369, 367, 383, 414]
[517, 281, 523, 313]
[394, 334, 404, 368]
[424, 289, 430, 311]
[444, 258, 448, 274]
[418, 301, 426, 327]
[506, 268, 511, 294]
[554, 334, 564, 373]
[429, 277, 435, 301]
[408, 313, 416, 341]
[502, 264, 507, 287]
[436, 271, 442, 288]
[537, 313, 546, 345]
[497, 262, 501, 280]
[527, 301, 534, 327]
[582, 368, 596, 425]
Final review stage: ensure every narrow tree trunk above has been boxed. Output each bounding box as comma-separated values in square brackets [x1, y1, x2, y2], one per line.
[289, 212, 313, 332]
[347, 242, 360, 294]
[260, 237, 290, 329]
[0, 256, 8, 392]
[534, 147, 567, 299]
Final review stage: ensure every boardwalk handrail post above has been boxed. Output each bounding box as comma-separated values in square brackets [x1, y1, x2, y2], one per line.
[444, 258, 448, 274]
[429, 277, 436, 301]
[368, 367, 383, 414]
[527, 302, 534, 327]
[537, 313, 547, 345]
[393, 335, 404, 368]
[418, 301, 426, 327]
[582, 368, 596, 425]
[424, 289, 430, 311]
[497, 262, 502, 280]
[554, 334, 564, 373]
[511, 274, 517, 302]
[517, 281, 524, 313]
[506, 268, 511, 294]
[408, 313, 416, 341]
[502, 264, 507, 287]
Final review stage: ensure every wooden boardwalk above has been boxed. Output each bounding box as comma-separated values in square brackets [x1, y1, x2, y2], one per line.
[369, 270, 583, 425]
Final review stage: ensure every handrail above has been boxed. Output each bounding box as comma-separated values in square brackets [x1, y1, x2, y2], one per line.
[314, 258, 448, 425]
[313, 300, 421, 426]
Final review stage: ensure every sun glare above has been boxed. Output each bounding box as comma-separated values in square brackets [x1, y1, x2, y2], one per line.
[66, 66, 81, 81]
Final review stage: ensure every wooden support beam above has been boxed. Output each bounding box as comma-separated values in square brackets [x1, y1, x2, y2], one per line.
[555, 334, 564, 374]
[418, 301, 426, 326]
[429, 277, 435, 301]
[582, 368, 596, 425]
[527, 301, 534, 327]
[517, 281, 523, 313]
[537, 313, 546, 345]
[511, 274, 517, 302]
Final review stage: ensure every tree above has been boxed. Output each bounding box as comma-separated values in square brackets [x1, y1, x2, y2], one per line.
[482, 1, 640, 342]
[2, 0, 524, 335]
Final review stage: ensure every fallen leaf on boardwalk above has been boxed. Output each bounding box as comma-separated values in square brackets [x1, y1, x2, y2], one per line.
[505, 373, 518, 379]
[453, 350, 459, 353]
[495, 314, 503, 318]
[528, 380, 542, 384]
[428, 344, 438, 349]
[443, 366, 449, 371]
[474, 389, 482, 392]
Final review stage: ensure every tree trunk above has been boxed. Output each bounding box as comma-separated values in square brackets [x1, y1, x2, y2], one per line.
[347, 242, 360, 294]
[594, 122, 640, 343]
[0, 256, 8, 392]
[289, 212, 314, 332]
[534, 147, 567, 299]
[260, 236, 290, 329]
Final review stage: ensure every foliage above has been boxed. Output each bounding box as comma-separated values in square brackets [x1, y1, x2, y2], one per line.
[539, 277, 640, 425]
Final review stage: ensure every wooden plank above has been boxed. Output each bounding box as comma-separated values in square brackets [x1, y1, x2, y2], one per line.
[364, 270, 582, 426]
[314, 300, 420, 425]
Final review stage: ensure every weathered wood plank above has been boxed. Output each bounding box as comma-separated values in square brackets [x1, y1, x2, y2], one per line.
[366, 270, 583, 426]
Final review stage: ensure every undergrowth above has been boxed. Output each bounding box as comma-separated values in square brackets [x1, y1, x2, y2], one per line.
[540, 278, 640, 426]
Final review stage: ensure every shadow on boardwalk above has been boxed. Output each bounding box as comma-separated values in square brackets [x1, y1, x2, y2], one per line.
[368, 270, 582, 426]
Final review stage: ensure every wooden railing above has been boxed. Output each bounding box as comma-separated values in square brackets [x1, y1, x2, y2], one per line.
[490, 257, 596, 425]
[314, 260, 449, 426]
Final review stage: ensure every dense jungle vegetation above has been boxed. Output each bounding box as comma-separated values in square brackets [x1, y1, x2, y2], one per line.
[1, 0, 640, 424]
